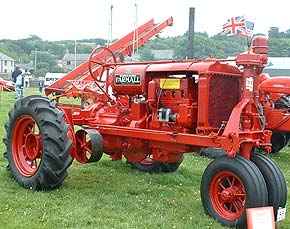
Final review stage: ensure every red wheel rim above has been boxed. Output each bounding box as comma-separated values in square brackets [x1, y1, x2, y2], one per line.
[12, 115, 42, 177]
[210, 171, 246, 220]
[140, 155, 155, 165]
[75, 130, 92, 163]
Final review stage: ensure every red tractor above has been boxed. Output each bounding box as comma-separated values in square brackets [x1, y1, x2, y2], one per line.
[2, 21, 287, 227]
[259, 73, 290, 152]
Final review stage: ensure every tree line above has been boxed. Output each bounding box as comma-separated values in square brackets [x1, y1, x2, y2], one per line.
[0, 27, 290, 77]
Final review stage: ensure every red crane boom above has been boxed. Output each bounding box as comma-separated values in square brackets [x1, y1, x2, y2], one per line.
[45, 17, 173, 96]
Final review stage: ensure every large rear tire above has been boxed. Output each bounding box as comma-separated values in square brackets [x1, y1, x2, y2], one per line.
[198, 148, 226, 159]
[3, 95, 72, 190]
[200, 156, 268, 228]
[250, 153, 287, 220]
[131, 154, 184, 173]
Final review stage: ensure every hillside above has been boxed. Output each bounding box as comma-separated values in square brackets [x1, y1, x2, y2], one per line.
[1, 27, 290, 77]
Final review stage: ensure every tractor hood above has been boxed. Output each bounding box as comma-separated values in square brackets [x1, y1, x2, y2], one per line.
[260, 77, 290, 94]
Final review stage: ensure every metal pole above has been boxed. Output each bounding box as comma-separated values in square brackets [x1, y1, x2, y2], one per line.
[108, 4, 113, 46]
[34, 49, 37, 74]
[187, 7, 195, 59]
[74, 40, 77, 69]
[131, 3, 138, 61]
[134, 3, 138, 60]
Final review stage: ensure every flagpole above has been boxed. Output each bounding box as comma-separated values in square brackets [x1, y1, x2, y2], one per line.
[221, 16, 255, 48]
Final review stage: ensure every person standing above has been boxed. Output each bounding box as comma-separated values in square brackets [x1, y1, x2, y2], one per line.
[38, 80, 44, 93]
[12, 66, 22, 83]
[15, 74, 24, 99]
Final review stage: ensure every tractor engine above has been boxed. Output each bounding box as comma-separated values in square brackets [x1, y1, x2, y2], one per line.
[76, 64, 198, 163]
[111, 64, 198, 131]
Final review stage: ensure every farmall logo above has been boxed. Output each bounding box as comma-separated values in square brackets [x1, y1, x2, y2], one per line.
[115, 74, 141, 85]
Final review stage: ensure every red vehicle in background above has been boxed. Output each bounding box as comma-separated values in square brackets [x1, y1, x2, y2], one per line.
[0, 77, 15, 91]
[259, 73, 290, 152]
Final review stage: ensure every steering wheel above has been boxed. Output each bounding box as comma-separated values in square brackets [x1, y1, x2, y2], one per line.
[88, 46, 116, 82]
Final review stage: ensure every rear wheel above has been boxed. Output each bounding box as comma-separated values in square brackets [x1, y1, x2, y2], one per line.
[3, 95, 72, 190]
[250, 153, 287, 220]
[198, 148, 226, 159]
[200, 156, 268, 228]
[131, 154, 184, 173]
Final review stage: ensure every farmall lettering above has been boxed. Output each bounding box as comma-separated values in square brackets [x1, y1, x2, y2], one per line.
[115, 74, 141, 85]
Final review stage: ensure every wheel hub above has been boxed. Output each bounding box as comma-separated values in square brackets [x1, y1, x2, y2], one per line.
[220, 186, 240, 203]
[210, 171, 246, 220]
[25, 133, 40, 160]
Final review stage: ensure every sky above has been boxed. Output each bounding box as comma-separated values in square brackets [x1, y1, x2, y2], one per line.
[2, 0, 290, 41]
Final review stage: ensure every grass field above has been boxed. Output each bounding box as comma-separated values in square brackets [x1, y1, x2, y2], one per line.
[0, 88, 289, 228]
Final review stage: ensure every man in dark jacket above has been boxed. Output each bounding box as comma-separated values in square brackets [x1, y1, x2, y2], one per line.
[12, 66, 22, 83]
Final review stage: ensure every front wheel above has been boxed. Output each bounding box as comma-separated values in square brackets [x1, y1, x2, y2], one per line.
[250, 153, 287, 220]
[200, 156, 268, 228]
[3, 95, 72, 190]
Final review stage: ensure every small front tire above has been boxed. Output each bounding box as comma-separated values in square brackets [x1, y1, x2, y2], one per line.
[200, 156, 268, 228]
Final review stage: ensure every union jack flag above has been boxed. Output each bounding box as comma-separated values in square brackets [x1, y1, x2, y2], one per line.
[222, 16, 247, 36]
[242, 21, 255, 37]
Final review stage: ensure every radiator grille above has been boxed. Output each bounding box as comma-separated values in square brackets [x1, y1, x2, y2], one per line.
[208, 75, 240, 127]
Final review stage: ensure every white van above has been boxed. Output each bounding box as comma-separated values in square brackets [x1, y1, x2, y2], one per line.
[44, 73, 66, 87]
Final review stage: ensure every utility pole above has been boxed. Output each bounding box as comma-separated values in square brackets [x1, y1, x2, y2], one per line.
[34, 49, 37, 74]
[74, 40, 77, 69]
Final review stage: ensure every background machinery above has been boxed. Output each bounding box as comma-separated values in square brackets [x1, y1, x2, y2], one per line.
[259, 73, 290, 152]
